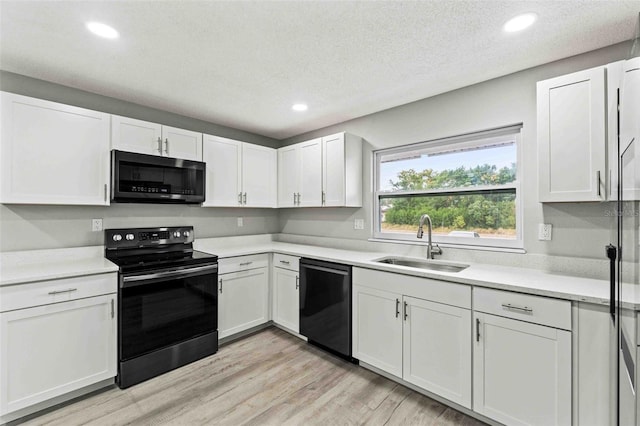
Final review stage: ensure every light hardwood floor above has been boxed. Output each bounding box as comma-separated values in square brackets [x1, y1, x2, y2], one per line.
[20, 327, 487, 426]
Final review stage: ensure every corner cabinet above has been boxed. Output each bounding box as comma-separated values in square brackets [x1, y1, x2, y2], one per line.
[111, 115, 202, 161]
[352, 268, 472, 409]
[202, 135, 277, 208]
[277, 132, 362, 208]
[217, 254, 270, 339]
[0, 273, 117, 421]
[473, 288, 571, 426]
[537, 66, 606, 202]
[0, 92, 111, 205]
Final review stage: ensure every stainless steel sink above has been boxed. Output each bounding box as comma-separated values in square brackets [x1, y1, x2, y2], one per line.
[373, 256, 469, 273]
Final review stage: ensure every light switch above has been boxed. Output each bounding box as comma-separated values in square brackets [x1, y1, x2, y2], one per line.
[354, 219, 365, 230]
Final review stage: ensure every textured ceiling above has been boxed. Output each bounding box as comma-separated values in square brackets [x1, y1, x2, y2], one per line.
[1, 1, 638, 140]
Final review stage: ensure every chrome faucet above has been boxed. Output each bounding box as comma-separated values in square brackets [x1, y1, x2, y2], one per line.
[417, 214, 443, 259]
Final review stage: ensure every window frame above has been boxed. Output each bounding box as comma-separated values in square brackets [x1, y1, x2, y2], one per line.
[372, 125, 524, 250]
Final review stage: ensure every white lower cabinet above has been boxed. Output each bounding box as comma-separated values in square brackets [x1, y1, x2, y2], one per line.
[352, 268, 472, 409]
[353, 286, 403, 377]
[272, 254, 300, 334]
[218, 255, 269, 339]
[473, 288, 572, 426]
[403, 296, 472, 407]
[0, 274, 117, 418]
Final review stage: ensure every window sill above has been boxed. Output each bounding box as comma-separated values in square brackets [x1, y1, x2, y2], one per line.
[367, 237, 526, 254]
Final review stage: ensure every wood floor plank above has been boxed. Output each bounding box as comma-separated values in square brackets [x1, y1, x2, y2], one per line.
[18, 327, 486, 426]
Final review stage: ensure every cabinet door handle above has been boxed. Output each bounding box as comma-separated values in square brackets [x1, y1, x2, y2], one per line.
[239, 261, 253, 266]
[48, 288, 77, 295]
[219, 279, 223, 294]
[164, 138, 169, 155]
[104, 183, 108, 202]
[297, 193, 301, 205]
[501, 303, 533, 313]
[395, 298, 400, 318]
[111, 299, 115, 319]
[157, 137, 163, 154]
[476, 318, 480, 342]
[243, 192, 247, 205]
[403, 301, 408, 321]
[293, 193, 296, 205]
[295, 276, 299, 290]
[322, 191, 326, 206]
[238, 192, 243, 205]
[596, 170, 601, 197]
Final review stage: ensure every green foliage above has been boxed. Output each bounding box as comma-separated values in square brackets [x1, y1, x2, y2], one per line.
[383, 164, 516, 232]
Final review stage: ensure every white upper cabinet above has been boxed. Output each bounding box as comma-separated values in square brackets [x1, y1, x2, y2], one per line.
[620, 57, 640, 201]
[111, 116, 202, 161]
[111, 115, 162, 156]
[277, 145, 300, 207]
[277, 132, 362, 207]
[0, 92, 111, 205]
[299, 138, 323, 207]
[278, 138, 322, 207]
[537, 66, 606, 202]
[202, 135, 276, 208]
[242, 143, 277, 207]
[322, 132, 362, 207]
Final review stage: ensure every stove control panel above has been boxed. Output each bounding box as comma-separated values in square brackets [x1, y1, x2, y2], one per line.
[105, 226, 195, 249]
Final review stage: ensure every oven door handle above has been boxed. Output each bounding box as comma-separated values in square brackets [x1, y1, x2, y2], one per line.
[121, 264, 218, 288]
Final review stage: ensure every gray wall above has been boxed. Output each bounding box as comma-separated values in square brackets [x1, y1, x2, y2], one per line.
[0, 72, 280, 251]
[279, 42, 631, 260]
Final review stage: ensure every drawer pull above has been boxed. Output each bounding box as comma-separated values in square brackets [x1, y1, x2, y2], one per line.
[239, 262, 253, 266]
[279, 260, 290, 265]
[48, 288, 78, 295]
[501, 303, 533, 313]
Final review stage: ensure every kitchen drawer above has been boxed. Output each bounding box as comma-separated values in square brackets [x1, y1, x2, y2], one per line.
[219, 254, 269, 275]
[273, 253, 299, 271]
[473, 287, 571, 330]
[353, 267, 471, 309]
[0, 273, 117, 313]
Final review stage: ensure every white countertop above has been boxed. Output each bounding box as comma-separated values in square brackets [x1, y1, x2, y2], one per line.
[1, 240, 637, 310]
[194, 239, 640, 310]
[0, 246, 118, 286]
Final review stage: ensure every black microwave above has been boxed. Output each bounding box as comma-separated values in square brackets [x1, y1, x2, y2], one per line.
[111, 150, 205, 204]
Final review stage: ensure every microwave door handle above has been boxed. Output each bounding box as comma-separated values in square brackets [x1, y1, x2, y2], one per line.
[121, 264, 218, 288]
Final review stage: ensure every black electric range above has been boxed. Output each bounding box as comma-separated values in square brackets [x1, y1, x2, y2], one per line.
[105, 226, 219, 389]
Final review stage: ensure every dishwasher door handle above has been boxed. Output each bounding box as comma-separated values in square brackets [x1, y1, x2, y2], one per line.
[300, 264, 350, 276]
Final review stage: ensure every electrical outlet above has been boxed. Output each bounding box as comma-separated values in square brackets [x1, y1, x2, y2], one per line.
[92, 218, 103, 232]
[354, 219, 364, 230]
[237, 217, 244, 227]
[538, 223, 552, 241]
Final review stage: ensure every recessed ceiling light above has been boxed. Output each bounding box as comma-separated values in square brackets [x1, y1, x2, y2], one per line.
[292, 103, 308, 112]
[86, 22, 119, 39]
[503, 13, 537, 33]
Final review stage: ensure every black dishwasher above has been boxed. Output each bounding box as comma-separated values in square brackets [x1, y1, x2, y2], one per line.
[299, 258, 353, 360]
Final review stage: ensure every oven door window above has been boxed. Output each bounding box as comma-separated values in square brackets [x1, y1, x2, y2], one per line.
[120, 271, 217, 361]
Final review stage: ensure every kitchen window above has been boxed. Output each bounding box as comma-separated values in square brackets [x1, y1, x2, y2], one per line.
[373, 125, 523, 250]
